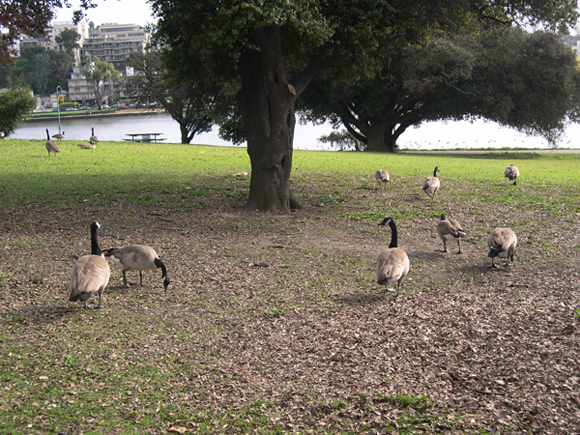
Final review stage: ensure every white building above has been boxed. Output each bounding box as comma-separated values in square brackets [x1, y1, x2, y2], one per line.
[67, 65, 135, 105]
[81, 23, 149, 71]
[19, 21, 87, 65]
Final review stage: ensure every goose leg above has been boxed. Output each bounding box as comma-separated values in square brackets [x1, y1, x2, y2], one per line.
[442, 240, 448, 253]
[456, 240, 462, 254]
[139, 271, 144, 287]
[123, 270, 131, 288]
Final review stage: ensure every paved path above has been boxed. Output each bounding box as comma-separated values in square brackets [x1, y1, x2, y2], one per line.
[401, 149, 580, 154]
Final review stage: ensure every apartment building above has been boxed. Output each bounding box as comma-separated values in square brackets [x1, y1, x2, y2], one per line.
[81, 23, 149, 71]
[19, 21, 87, 65]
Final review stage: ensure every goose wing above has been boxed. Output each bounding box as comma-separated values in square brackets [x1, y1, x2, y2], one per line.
[69, 255, 110, 296]
[377, 248, 410, 284]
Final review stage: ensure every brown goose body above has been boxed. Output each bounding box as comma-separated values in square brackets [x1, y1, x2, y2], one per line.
[377, 217, 410, 296]
[90, 127, 99, 145]
[45, 129, 60, 155]
[504, 165, 520, 185]
[437, 214, 466, 254]
[104, 244, 170, 291]
[374, 169, 390, 186]
[423, 166, 440, 199]
[52, 131, 65, 140]
[487, 227, 517, 267]
[78, 142, 96, 149]
[69, 221, 110, 309]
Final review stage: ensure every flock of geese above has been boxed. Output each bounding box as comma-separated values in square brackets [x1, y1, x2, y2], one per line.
[374, 165, 519, 296]
[69, 221, 170, 309]
[65, 148, 519, 305]
[44, 127, 99, 155]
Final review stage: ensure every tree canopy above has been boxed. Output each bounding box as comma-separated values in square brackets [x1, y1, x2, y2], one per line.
[81, 55, 120, 108]
[300, 28, 580, 151]
[125, 50, 217, 144]
[151, 0, 579, 212]
[55, 28, 81, 54]
[0, 83, 36, 135]
[11, 45, 74, 95]
[0, 0, 97, 64]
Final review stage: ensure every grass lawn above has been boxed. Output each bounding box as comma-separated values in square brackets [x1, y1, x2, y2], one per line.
[0, 139, 579, 434]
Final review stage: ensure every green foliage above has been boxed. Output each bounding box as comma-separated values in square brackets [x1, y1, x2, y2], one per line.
[54, 28, 80, 54]
[301, 28, 580, 152]
[10, 46, 74, 94]
[81, 55, 120, 109]
[125, 50, 217, 144]
[0, 84, 36, 135]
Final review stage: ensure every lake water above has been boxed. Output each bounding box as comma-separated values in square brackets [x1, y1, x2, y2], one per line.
[10, 111, 580, 150]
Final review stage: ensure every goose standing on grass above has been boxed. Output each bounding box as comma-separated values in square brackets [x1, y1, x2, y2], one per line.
[375, 169, 390, 187]
[504, 165, 520, 185]
[377, 217, 410, 296]
[487, 227, 517, 268]
[78, 142, 96, 149]
[69, 221, 110, 309]
[437, 214, 466, 254]
[52, 131, 65, 140]
[104, 244, 170, 292]
[90, 128, 99, 145]
[423, 166, 440, 199]
[45, 129, 60, 156]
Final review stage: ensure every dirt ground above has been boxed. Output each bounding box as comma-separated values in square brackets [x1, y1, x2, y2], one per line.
[1, 175, 579, 434]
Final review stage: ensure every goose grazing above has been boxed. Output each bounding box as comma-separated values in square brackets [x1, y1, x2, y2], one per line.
[437, 214, 466, 254]
[487, 227, 517, 268]
[90, 127, 99, 145]
[375, 169, 390, 187]
[52, 130, 65, 140]
[104, 245, 170, 292]
[45, 129, 60, 156]
[78, 142, 96, 149]
[377, 217, 410, 296]
[504, 165, 519, 185]
[423, 166, 440, 199]
[69, 221, 110, 309]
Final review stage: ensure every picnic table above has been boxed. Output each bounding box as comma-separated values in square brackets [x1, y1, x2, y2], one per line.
[124, 133, 166, 143]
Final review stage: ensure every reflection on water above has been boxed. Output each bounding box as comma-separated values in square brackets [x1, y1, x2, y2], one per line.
[10, 111, 579, 150]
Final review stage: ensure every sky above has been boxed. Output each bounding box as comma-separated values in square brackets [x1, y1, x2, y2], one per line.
[54, 0, 155, 27]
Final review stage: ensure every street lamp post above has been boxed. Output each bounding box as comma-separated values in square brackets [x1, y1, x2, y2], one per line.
[56, 86, 63, 135]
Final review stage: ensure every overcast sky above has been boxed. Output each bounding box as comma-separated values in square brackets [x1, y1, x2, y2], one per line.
[54, 0, 155, 27]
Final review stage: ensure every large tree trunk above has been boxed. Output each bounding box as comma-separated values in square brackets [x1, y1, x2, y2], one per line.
[237, 26, 300, 212]
[364, 123, 389, 152]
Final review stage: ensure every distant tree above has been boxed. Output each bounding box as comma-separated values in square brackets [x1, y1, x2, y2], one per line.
[11, 46, 74, 94]
[151, 0, 579, 212]
[0, 82, 36, 136]
[55, 28, 81, 54]
[318, 130, 364, 151]
[0, 0, 94, 64]
[125, 50, 217, 144]
[301, 28, 580, 152]
[81, 55, 120, 109]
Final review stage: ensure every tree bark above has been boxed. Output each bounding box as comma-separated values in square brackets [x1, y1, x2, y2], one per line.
[237, 26, 300, 212]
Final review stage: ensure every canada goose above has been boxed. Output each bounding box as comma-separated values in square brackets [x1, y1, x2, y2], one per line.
[487, 227, 517, 268]
[504, 165, 519, 185]
[104, 244, 170, 292]
[375, 169, 390, 186]
[437, 214, 466, 254]
[69, 221, 110, 309]
[423, 166, 440, 199]
[90, 127, 99, 145]
[52, 131, 65, 140]
[78, 143, 96, 149]
[377, 217, 410, 296]
[45, 129, 60, 156]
